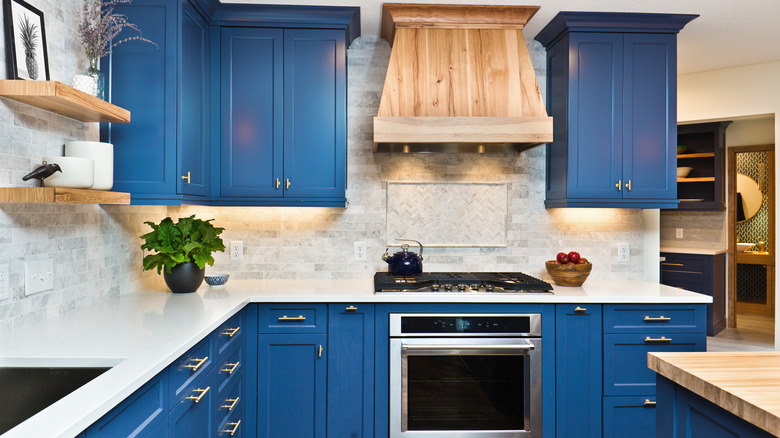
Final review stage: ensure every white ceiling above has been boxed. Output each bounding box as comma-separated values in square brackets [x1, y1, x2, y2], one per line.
[226, 0, 780, 75]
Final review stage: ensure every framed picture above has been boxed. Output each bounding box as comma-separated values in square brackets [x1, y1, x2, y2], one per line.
[3, 0, 49, 80]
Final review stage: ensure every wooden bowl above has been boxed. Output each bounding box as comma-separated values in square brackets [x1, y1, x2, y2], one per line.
[545, 261, 592, 287]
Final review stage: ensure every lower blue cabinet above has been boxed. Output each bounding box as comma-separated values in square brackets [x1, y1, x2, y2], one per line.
[168, 370, 213, 438]
[257, 333, 328, 438]
[85, 372, 168, 438]
[603, 395, 657, 438]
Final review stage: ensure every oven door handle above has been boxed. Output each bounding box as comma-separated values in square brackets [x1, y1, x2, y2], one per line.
[401, 342, 534, 356]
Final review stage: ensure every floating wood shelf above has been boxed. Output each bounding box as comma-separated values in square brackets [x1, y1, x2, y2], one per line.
[678, 177, 716, 182]
[0, 80, 130, 123]
[677, 152, 715, 159]
[0, 187, 130, 204]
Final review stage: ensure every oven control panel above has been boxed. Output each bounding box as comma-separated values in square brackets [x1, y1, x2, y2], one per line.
[390, 313, 542, 337]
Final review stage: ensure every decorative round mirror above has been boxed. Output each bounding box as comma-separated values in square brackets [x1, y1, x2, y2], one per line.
[736, 173, 763, 222]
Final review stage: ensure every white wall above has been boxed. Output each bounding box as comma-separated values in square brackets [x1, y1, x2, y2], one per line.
[677, 61, 780, 348]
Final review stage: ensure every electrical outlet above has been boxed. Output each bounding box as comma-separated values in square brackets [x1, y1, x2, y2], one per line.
[25, 259, 54, 296]
[617, 243, 630, 263]
[354, 241, 367, 261]
[0, 264, 9, 301]
[676, 228, 684, 239]
[230, 241, 244, 260]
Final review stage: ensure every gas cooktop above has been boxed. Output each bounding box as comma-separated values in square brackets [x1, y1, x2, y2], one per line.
[374, 272, 553, 293]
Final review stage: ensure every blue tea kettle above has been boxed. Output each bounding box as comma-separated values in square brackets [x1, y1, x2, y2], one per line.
[382, 239, 424, 275]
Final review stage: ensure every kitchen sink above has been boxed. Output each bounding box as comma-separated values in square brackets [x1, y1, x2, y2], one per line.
[0, 366, 110, 434]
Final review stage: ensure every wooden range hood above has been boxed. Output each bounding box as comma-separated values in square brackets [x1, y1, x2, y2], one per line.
[374, 4, 553, 153]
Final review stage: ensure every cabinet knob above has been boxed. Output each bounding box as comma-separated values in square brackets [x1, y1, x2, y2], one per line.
[275, 178, 281, 189]
[616, 179, 622, 191]
[625, 180, 632, 191]
[181, 171, 191, 183]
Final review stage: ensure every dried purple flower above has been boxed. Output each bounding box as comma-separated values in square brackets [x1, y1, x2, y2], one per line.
[77, 0, 157, 59]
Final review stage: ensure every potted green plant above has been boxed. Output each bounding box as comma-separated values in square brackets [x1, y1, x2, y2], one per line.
[140, 215, 226, 293]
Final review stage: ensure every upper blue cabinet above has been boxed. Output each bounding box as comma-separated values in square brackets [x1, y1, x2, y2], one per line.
[535, 13, 697, 208]
[103, 0, 210, 205]
[103, 0, 358, 206]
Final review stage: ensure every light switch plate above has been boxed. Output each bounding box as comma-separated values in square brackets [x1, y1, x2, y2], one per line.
[25, 259, 54, 296]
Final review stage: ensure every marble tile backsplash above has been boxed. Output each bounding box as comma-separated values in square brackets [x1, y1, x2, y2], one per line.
[0, 30, 646, 330]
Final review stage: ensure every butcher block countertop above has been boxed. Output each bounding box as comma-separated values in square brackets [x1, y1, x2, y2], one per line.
[648, 351, 780, 436]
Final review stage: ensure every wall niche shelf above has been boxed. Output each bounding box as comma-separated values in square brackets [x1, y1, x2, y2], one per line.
[671, 121, 731, 211]
[0, 80, 130, 123]
[0, 187, 130, 204]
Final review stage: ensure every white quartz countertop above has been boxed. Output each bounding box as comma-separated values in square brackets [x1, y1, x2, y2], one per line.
[660, 247, 728, 255]
[0, 279, 711, 438]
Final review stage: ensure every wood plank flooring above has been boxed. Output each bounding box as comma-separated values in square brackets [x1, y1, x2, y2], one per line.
[707, 314, 775, 351]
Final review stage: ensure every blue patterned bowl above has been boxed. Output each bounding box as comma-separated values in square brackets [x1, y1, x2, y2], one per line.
[205, 273, 230, 287]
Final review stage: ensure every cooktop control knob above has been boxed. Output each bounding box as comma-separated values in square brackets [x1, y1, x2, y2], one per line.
[444, 284, 453, 292]
[470, 284, 480, 291]
[457, 284, 467, 292]
[486, 284, 494, 292]
[431, 284, 440, 292]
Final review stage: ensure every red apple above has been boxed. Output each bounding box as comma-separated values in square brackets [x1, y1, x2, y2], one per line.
[556, 252, 569, 264]
[568, 251, 581, 263]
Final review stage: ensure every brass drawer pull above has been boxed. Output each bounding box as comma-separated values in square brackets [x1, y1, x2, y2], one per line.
[181, 171, 191, 183]
[221, 361, 240, 374]
[186, 356, 208, 371]
[319, 345, 323, 358]
[661, 262, 684, 267]
[616, 179, 622, 191]
[574, 306, 587, 312]
[222, 420, 241, 436]
[625, 180, 632, 191]
[275, 178, 281, 189]
[346, 306, 358, 311]
[222, 327, 241, 337]
[221, 397, 240, 411]
[644, 399, 657, 407]
[186, 386, 210, 403]
[286, 178, 291, 189]
[645, 336, 672, 343]
[644, 316, 671, 322]
[278, 315, 306, 322]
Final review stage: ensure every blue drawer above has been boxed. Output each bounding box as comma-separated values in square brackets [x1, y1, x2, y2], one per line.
[258, 303, 327, 333]
[604, 304, 706, 333]
[169, 336, 214, 405]
[216, 311, 244, 359]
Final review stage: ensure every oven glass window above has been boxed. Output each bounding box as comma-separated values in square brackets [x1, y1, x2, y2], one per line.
[406, 355, 525, 431]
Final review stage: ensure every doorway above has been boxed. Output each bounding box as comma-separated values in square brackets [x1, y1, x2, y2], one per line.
[727, 144, 776, 327]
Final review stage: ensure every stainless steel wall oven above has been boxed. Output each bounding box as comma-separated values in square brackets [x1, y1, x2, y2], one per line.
[389, 313, 542, 438]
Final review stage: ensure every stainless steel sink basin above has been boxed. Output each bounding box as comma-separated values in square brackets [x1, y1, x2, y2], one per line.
[0, 366, 110, 434]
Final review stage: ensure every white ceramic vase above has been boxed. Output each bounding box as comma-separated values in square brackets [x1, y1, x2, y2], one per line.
[64, 141, 114, 190]
[41, 156, 94, 189]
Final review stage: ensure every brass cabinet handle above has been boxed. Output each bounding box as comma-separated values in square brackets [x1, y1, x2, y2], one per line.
[645, 336, 672, 343]
[644, 399, 657, 407]
[625, 180, 632, 191]
[275, 178, 281, 189]
[286, 178, 291, 189]
[616, 179, 622, 191]
[222, 327, 241, 337]
[221, 397, 240, 411]
[318, 345, 323, 358]
[644, 316, 671, 322]
[222, 420, 241, 436]
[574, 306, 587, 312]
[186, 356, 208, 371]
[346, 306, 358, 311]
[221, 362, 240, 374]
[186, 386, 210, 403]
[661, 262, 684, 267]
[278, 315, 306, 322]
[181, 171, 191, 183]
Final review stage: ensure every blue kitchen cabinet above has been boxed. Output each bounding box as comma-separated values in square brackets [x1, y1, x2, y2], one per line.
[603, 395, 657, 438]
[327, 304, 375, 438]
[661, 252, 727, 336]
[216, 28, 346, 206]
[535, 12, 697, 208]
[104, 0, 210, 204]
[656, 376, 775, 438]
[85, 372, 169, 438]
[555, 304, 602, 438]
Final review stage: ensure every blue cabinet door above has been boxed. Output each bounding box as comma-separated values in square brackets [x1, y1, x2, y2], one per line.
[565, 33, 623, 201]
[86, 372, 168, 438]
[327, 304, 375, 438]
[168, 371, 214, 438]
[622, 33, 677, 202]
[603, 395, 657, 438]
[282, 29, 346, 200]
[179, 1, 210, 197]
[219, 27, 283, 198]
[555, 304, 602, 438]
[258, 333, 327, 438]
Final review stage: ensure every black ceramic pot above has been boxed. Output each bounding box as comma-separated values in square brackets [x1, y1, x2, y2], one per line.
[163, 262, 205, 293]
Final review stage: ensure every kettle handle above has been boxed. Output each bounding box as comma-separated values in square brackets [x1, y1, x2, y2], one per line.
[397, 238, 423, 260]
